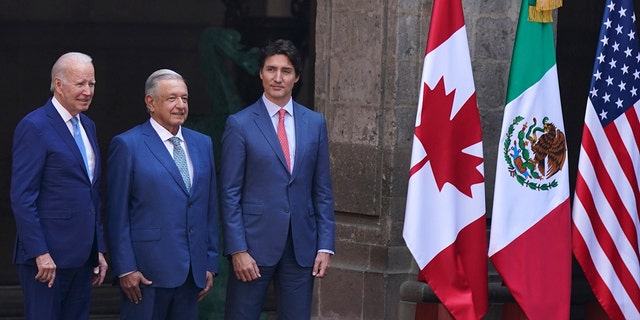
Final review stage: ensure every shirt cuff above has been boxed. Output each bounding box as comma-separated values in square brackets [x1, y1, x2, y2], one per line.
[118, 271, 136, 278]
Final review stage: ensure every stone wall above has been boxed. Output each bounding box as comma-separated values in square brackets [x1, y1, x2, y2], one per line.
[0, 0, 601, 318]
[314, 0, 518, 319]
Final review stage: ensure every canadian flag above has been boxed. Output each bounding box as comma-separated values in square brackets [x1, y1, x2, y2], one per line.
[402, 0, 487, 318]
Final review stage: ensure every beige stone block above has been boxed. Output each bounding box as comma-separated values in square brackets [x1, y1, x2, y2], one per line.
[326, 104, 380, 145]
[315, 268, 364, 319]
[330, 143, 379, 215]
[327, 5, 383, 105]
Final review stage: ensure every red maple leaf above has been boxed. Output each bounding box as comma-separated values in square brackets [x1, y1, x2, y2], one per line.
[410, 77, 484, 197]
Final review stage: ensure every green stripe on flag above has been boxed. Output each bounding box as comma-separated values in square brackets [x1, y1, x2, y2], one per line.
[506, 0, 557, 104]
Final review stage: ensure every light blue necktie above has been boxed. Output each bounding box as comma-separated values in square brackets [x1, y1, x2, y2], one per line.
[71, 116, 90, 177]
[169, 137, 191, 193]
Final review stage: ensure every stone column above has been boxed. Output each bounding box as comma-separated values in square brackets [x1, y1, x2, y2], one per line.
[314, 1, 430, 319]
[314, 0, 516, 319]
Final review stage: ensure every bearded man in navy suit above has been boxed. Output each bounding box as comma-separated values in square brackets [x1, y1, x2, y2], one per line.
[220, 39, 336, 319]
[106, 69, 219, 319]
[11, 52, 108, 320]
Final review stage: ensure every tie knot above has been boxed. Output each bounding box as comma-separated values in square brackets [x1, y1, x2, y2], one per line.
[278, 108, 287, 119]
[169, 137, 181, 146]
[71, 116, 79, 126]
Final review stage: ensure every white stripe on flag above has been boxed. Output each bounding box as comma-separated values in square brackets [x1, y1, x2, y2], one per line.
[573, 101, 640, 318]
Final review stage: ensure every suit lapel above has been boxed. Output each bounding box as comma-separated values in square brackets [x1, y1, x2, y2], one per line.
[252, 102, 291, 174]
[79, 113, 100, 185]
[45, 102, 91, 183]
[291, 102, 308, 178]
[183, 129, 200, 190]
[141, 121, 190, 195]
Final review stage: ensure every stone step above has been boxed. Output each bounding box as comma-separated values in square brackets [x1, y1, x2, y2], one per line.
[0, 285, 120, 319]
[0, 285, 22, 318]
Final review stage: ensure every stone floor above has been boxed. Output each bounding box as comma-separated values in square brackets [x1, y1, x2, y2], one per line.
[0, 285, 120, 320]
[0, 284, 278, 319]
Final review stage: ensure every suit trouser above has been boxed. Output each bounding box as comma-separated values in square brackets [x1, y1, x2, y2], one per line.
[119, 271, 200, 320]
[18, 263, 93, 320]
[224, 229, 315, 320]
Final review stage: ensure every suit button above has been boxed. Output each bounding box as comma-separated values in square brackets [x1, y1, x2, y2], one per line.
[285, 208, 290, 213]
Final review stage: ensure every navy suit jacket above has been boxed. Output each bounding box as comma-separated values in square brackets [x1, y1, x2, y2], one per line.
[220, 99, 335, 267]
[11, 99, 105, 268]
[105, 120, 219, 289]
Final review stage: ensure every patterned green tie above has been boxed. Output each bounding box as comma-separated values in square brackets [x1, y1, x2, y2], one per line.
[169, 137, 191, 193]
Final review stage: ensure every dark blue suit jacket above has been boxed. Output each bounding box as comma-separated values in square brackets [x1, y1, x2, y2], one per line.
[11, 99, 105, 268]
[105, 120, 219, 289]
[220, 99, 335, 267]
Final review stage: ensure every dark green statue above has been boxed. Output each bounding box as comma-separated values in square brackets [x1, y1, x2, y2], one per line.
[186, 27, 260, 161]
[188, 27, 260, 320]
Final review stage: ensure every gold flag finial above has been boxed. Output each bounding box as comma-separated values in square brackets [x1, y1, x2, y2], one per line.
[528, 0, 562, 23]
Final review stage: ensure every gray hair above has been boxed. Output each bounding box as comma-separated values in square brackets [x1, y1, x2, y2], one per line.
[145, 69, 185, 98]
[50, 52, 93, 93]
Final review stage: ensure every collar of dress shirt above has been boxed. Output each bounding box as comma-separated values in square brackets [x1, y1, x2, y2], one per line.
[149, 117, 184, 142]
[51, 97, 75, 123]
[262, 94, 294, 118]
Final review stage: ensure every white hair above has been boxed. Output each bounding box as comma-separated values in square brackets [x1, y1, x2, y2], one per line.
[50, 52, 93, 93]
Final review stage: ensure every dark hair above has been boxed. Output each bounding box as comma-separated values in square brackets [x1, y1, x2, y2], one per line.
[258, 39, 302, 77]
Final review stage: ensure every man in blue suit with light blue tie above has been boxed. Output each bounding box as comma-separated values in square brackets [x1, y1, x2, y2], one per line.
[105, 69, 219, 319]
[220, 39, 336, 319]
[11, 52, 108, 320]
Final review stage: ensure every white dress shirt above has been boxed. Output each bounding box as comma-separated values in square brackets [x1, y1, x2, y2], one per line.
[263, 94, 296, 172]
[149, 118, 194, 186]
[52, 97, 96, 182]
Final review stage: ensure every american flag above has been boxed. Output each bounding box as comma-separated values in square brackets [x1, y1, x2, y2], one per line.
[572, 0, 640, 318]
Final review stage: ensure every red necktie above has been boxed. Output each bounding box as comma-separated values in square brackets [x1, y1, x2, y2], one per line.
[277, 108, 291, 171]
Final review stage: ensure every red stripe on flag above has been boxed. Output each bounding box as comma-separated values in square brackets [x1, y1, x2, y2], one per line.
[572, 1, 640, 317]
[573, 105, 640, 317]
[629, 106, 640, 151]
[572, 223, 626, 320]
[574, 171, 640, 312]
[583, 123, 640, 259]
[624, 107, 640, 216]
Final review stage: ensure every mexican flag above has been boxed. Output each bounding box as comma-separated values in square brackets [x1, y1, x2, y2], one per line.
[488, 0, 571, 318]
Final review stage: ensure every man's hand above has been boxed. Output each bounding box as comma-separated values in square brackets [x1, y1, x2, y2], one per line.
[35, 253, 56, 288]
[312, 252, 331, 278]
[198, 271, 215, 302]
[231, 251, 261, 282]
[92, 252, 108, 286]
[119, 271, 153, 304]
